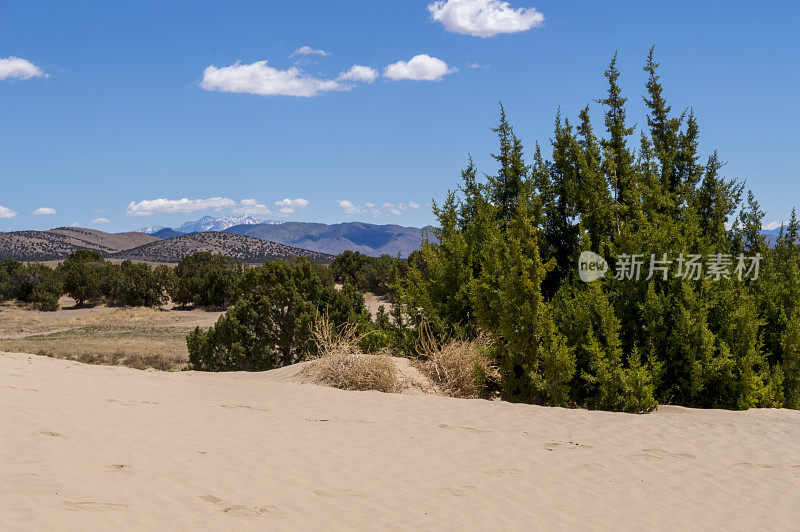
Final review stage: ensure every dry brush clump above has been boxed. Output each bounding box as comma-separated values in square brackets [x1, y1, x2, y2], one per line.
[300, 315, 404, 393]
[415, 324, 500, 399]
[36, 348, 183, 371]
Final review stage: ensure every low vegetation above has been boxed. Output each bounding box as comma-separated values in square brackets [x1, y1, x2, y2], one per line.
[186, 259, 367, 371]
[170, 252, 241, 308]
[300, 315, 403, 393]
[415, 326, 499, 399]
[0, 304, 220, 371]
[330, 250, 407, 296]
[1, 261, 63, 311]
[35, 348, 183, 372]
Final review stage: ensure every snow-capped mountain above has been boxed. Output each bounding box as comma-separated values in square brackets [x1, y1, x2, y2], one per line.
[137, 215, 283, 235]
[177, 215, 282, 233]
[760, 224, 789, 236]
[136, 225, 166, 234]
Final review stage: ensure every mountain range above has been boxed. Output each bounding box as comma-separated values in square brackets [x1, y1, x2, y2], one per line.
[138, 215, 428, 257]
[111, 232, 332, 264]
[137, 215, 283, 235]
[224, 222, 426, 257]
[0, 227, 160, 261]
[0, 214, 428, 262]
[0, 227, 331, 264]
[759, 225, 796, 247]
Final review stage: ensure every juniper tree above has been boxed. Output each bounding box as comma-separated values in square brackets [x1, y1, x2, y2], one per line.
[472, 196, 574, 404]
[597, 52, 636, 223]
[575, 106, 614, 254]
[541, 111, 581, 295]
[58, 250, 106, 306]
[393, 51, 795, 411]
[642, 46, 682, 194]
[487, 105, 528, 226]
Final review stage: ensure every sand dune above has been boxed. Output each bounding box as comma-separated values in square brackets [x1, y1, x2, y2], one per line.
[2, 351, 800, 530]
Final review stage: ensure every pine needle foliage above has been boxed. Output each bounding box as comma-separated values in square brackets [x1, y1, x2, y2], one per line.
[397, 49, 797, 411]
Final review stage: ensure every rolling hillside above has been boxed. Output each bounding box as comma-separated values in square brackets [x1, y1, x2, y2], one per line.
[0, 227, 160, 261]
[151, 228, 187, 239]
[110, 232, 333, 264]
[225, 221, 427, 257]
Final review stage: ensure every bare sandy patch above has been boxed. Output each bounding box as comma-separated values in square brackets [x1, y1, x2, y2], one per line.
[2, 351, 800, 530]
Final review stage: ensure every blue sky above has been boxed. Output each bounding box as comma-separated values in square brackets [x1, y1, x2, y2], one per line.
[0, 1, 798, 232]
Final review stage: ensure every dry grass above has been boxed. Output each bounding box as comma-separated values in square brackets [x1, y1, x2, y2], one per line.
[300, 316, 403, 393]
[35, 349, 183, 371]
[0, 298, 222, 371]
[415, 324, 500, 399]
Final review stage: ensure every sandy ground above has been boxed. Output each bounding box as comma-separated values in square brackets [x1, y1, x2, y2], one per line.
[2, 351, 800, 531]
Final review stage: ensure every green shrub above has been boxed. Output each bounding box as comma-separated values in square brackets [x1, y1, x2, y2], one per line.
[330, 250, 406, 296]
[11, 264, 63, 311]
[170, 252, 243, 308]
[0, 260, 23, 301]
[105, 260, 168, 307]
[58, 250, 106, 306]
[188, 259, 367, 371]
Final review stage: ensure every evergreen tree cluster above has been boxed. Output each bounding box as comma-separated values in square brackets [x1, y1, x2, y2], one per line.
[330, 250, 408, 296]
[0, 251, 174, 310]
[395, 49, 798, 411]
[187, 259, 368, 371]
[0, 260, 63, 311]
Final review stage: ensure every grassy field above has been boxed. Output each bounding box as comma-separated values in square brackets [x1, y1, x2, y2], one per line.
[0, 297, 222, 371]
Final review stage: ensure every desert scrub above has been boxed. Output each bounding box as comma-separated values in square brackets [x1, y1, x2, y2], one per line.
[416, 324, 499, 399]
[36, 348, 184, 371]
[300, 315, 403, 393]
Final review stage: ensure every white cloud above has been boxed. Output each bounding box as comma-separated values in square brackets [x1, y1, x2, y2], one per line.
[274, 197, 309, 214]
[233, 199, 272, 216]
[339, 200, 420, 217]
[32, 207, 56, 216]
[384, 54, 456, 81]
[92, 217, 111, 224]
[763, 221, 784, 231]
[337, 65, 379, 83]
[200, 60, 344, 97]
[0, 205, 18, 218]
[428, 0, 544, 38]
[382, 202, 406, 215]
[126, 197, 236, 216]
[291, 46, 330, 57]
[0, 56, 46, 80]
[338, 200, 365, 215]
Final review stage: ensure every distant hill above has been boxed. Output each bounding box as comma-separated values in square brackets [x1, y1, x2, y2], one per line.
[0, 227, 160, 261]
[760, 226, 794, 248]
[134, 216, 428, 256]
[151, 228, 187, 239]
[111, 232, 333, 264]
[225, 222, 427, 257]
